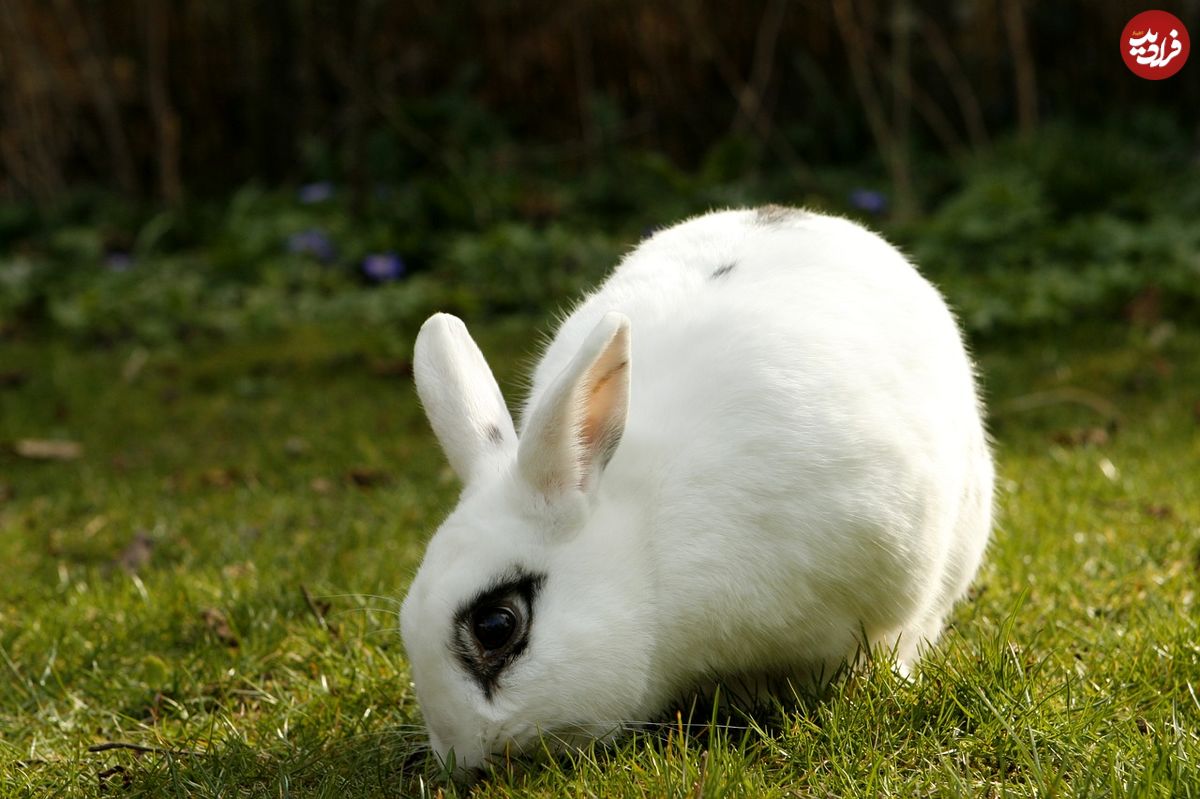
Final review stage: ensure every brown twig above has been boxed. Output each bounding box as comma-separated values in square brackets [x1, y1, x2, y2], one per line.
[921, 15, 990, 150]
[51, 0, 138, 195]
[97, 764, 131, 789]
[878, 60, 967, 159]
[0, 0, 70, 201]
[996, 388, 1122, 428]
[568, 4, 598, 159]
[301, 584, 339, 637]
[145, 0, 181, 205]
[346, 0, 378, 218]
[87, 741, 205, 757]
[318, 36, 490, 223]
[679, 0, 810, 179]
[737, 0, 787, 136]
[831, 0, 916, 219]
[14, 758, 51, 767]
[1002, 0, 1038, 139]
[891, 2, 913, 186]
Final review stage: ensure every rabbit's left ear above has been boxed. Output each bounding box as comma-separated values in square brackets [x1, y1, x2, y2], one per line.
[519, 312, 631, 498]
[414, 313, 517, 484]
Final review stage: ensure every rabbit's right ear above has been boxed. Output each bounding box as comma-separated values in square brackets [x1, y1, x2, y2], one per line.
[518, 311, 630, 500]
[414, 313, 516, 484]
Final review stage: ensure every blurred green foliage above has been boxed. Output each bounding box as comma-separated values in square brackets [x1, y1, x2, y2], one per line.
[1, 115, 1197, 347]
[899, 121, 1200, 331]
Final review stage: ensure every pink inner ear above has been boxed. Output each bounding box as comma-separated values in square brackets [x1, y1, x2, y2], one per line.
[579, 353, 629, 476]
[518, 312, 630, 498]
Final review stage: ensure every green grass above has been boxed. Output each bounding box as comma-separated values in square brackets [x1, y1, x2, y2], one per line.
[2, 317, 1199, 797]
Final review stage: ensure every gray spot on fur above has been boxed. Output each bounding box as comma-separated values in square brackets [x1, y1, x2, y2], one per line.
[485, 424, 504, 444]
[711, 262, 736, 279]
[754, 204, 803, 226]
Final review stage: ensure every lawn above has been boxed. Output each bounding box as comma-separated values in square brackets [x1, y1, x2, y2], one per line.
[2, 309, 1198, 797]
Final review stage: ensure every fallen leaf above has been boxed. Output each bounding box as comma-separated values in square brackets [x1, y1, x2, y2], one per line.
[310, 477, 333, 494]
[347, 467, 390, 488]
[15, 439, 83, 460]
[1050, 427, 1110, 448]
[200, 467, 241, 488]
[1150, 356, 1173, 378]
[1125, 285, 1162, 328]
[1143, 504, 1175, 520]
[221, 561, 256, 580]
[121, 348, 149, 383]
[115, 531, 154, 574]
[200, 607, 239, 648]
[83, 516, 107, 539]
[516, 188, 564, 221]
[369, 358, 413, 378]
[0, 370, 28, 389]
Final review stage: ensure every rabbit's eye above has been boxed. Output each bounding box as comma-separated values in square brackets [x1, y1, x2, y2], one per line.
[454, 571, 544, 698]
[471, 603, 519, 652]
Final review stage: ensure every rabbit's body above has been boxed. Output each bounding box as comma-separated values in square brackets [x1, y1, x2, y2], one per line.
[402, 207, 993, 769]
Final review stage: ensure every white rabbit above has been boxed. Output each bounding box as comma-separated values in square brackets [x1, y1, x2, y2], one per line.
[400, 206, 993, 769]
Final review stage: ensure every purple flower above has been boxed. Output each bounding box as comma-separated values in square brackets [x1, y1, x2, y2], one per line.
[286, 228, 336, 263]
[104, 251, 133, 272]
[849, 188, 888, 216]
[298, 181, 334, 204]
[361, 252, 405, 283]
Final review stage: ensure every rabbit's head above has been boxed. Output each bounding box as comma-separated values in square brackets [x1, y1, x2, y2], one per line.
[401, 312, 655, 769]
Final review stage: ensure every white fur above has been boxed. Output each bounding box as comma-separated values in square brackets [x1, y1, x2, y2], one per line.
[401, 207, 994, 769]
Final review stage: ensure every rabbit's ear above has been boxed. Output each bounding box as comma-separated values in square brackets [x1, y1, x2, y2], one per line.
[519, 311, 630, 498]
[414, 313, 517, 484]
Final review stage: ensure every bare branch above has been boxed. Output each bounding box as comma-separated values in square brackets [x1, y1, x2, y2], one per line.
[145, 0, 181, 204]
[52, 0, 138, 194]
[1002, 0, 1039, 138]
[832, 0, 916, 218]
[921, 14, 990, 150]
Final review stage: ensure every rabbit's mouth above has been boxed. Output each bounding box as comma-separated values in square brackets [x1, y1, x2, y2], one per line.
[478, 719, 633, 770]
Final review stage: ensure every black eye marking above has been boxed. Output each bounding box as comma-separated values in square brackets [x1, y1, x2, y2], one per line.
[485, 423, 505, 444]
[451, 570, 546, 699]
[710, 262, 736, 279]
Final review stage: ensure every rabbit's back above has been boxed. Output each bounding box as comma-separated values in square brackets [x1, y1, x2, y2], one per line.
[525, 207, 992, 683]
